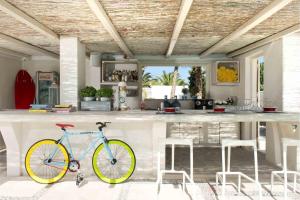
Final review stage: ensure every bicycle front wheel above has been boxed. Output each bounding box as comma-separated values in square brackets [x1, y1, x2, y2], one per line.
[92, 139, 136, 184]
[25, 139, 69, 184]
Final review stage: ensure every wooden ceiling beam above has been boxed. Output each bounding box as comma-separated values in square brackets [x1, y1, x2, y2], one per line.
[0, 33, 59, 59]
[0, 47, 31, 58]
[200, 0, 293, 57]
[86, 0, 134, 58]
[166, 0, 193, 57]
[227, 24, 300, 57]
[0, 0, 59, 41]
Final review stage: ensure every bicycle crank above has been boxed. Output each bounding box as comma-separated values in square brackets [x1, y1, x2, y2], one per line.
[68, 160, 80, 172]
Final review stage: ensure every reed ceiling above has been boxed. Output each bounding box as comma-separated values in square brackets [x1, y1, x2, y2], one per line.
[0, 0, 299, 57]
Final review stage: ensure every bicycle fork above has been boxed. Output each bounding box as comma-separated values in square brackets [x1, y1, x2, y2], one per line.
[102, 137, 117, 165]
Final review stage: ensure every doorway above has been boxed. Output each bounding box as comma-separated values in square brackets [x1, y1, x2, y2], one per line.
[256, 56, 266, 152]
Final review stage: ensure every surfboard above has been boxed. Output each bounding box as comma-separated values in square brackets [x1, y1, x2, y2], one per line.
[15, 70, 35, 109]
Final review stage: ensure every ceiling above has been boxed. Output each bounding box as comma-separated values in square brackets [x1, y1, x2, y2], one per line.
[0, 0, 299, 57]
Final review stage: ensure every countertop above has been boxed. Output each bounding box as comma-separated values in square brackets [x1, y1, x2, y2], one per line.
[0, 109, 299, 123]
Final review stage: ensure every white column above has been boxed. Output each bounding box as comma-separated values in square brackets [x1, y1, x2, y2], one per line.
[60, 37, 86, 108]
[264, 33, 300, 169]
[0, 123, 22, 176]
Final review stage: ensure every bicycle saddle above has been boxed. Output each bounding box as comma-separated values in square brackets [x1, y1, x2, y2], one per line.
[56, 123, 75, 129]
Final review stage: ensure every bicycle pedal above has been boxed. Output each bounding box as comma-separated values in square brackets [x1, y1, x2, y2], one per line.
[76, 173, 85, 187]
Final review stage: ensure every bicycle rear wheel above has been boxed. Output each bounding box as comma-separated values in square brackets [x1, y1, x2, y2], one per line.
[25, 139, 69, 184]
[92, 139, 136, 184]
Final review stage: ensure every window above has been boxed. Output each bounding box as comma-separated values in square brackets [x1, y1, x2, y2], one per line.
[142, 66, 206, 100]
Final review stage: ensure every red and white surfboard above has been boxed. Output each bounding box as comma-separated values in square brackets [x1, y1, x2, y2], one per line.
[15, 70, 35, 109]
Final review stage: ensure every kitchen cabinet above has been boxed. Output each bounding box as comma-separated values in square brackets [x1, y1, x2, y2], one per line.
[167, 122, 240, 146]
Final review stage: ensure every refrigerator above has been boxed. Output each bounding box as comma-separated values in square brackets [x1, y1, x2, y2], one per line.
[36, 71, 59, 105]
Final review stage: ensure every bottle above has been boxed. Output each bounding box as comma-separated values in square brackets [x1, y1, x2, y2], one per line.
[163, 95, 170, 108]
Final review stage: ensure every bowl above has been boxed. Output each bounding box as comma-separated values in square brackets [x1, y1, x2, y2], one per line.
[214, 107, 225, 113]
[164, 107, 176, 113]
[263, 107, 277, 112]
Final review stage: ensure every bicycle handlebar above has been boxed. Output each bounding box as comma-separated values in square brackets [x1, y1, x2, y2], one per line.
[96, 122, 111, 129]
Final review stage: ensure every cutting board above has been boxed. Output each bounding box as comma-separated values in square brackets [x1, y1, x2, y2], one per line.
[15, 70, 35, 109]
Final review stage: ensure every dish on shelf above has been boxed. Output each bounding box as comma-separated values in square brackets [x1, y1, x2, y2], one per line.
[164, 107, 176, 113]
[213, 107, 225, 113]
[263, 107, 277, 112]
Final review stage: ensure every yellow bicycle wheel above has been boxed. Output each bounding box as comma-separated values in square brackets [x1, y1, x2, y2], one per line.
[25, 139, 69, 184]
[92, 140, 136, 184]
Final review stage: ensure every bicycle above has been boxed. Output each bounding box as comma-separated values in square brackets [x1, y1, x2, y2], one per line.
[25, 122, 136, 184]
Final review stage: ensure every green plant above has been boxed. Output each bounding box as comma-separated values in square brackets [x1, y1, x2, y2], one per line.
[182, 88, 189, 95]
[152, 71, 186, 86]
[188, 67, 206, 98]
[96, 88, 113, 98]
[80, 86, 96, 97]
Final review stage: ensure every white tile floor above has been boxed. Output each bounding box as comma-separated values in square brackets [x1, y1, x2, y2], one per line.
[0, 148, 300, 200]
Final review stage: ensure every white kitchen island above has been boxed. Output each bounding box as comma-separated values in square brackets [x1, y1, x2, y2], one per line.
[0, 110, 299, 178]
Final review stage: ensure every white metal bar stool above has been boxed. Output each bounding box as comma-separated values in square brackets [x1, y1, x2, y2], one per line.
[216, 139, 262, 200]
[157, 138, 195, 196]
[271, 138, 300, 200]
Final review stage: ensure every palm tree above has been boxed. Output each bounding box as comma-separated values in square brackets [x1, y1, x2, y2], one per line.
[142, 72, 152, 88]
[171, 66, 179, 98]
[153, 71, 186, 86]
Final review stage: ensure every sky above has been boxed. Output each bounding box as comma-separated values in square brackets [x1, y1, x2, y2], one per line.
[144, 66, 192, 81]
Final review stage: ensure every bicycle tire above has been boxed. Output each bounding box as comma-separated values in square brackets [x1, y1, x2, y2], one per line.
[92, 139, 136, 184]
[25, 139, 70, 184]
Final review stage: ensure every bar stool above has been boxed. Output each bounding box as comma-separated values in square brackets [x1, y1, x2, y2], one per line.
[271, 138, 300, 200]
[157, 138, 194, 196]
[216, 139, 262, 200]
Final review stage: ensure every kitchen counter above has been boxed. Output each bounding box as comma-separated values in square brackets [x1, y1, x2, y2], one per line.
[0, 109, 299, 122]
[0, 109, 299, 178]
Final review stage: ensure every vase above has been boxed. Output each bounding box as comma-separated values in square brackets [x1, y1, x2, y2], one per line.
[83, 97, 95, 101]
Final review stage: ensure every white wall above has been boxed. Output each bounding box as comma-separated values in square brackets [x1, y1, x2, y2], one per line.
[282, 33, 300, 112]
[206, 62, 241, 100]
[23, 56, 59, 82]
[234, 33, 300, 170]
[0, 55, 22, 109]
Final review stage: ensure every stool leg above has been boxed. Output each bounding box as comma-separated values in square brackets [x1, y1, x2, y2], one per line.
[271, 172, 274, 193]
[254, 146, 261, 199]
[238, 174, 241, 193]
[183, 173, 186, 192]
[283, 146, 288, 200]
[227, 146, 231, 172]
[216, 174, 219, 191]
[171, 144, 175, 171]
[254, 147, 259, 183]
[190, 144, 193, 181]
[222, 146, 226, 197]
[293, 173, 296, 193]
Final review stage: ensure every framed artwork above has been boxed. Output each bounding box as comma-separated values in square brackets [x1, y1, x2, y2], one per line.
[214, 61, 240, 85]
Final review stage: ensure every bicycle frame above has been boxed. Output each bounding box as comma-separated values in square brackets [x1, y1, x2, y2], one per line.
[48, 129, 115, 167]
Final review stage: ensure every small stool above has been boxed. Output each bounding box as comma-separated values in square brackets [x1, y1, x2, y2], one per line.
[216, 139, 262, 200]
[271, 138, 300, 199]
[157, 138, 194, 194]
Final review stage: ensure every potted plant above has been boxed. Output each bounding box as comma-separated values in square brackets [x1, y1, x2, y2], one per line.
[80, 86, 96, 101]
[96, 88, 113, 101]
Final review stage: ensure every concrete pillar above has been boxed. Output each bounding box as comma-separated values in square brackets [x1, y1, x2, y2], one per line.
[264, 33, 300, 170]
[60, 37, 86, 108]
